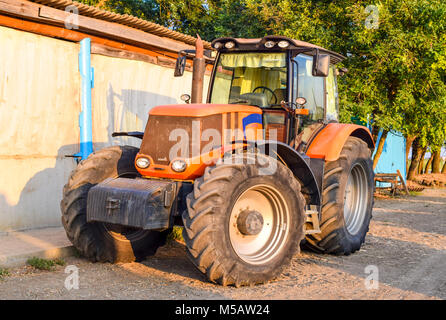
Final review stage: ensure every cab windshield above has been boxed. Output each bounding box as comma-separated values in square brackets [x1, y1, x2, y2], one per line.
[210, 52, 287, 108]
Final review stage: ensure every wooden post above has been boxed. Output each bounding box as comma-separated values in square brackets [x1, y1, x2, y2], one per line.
[397, 170, 409, 195]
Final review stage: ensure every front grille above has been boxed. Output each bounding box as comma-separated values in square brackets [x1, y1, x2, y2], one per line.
[140, 114, 222, 165]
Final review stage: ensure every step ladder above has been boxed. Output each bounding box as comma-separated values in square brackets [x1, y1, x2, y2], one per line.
[304, 209, 321, 234]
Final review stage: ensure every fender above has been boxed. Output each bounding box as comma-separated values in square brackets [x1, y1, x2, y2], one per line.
[255, 141, 321, 206]
[306, 123, 375, 162]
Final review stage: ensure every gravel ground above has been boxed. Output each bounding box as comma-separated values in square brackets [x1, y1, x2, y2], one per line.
[0, 188, 445, 300]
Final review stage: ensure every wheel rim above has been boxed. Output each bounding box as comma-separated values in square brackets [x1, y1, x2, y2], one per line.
[229, 184, 290, 265]
[343, 163, 369, 235]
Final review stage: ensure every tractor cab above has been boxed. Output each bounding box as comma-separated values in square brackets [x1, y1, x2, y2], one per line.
[208, 37, 345, 150]
[177, 36, 345, 150]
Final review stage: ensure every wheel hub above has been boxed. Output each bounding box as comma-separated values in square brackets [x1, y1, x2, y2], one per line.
[237, 209, 264, 236]
[229, 185, 290, 265]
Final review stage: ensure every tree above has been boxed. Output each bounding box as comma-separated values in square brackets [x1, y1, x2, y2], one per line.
[424, 152, 433, 174]
[407, 137, 423, 180]
[245, 1, 446, 169]
[432, 149, 442, 173]
[80, 0, 446, 172]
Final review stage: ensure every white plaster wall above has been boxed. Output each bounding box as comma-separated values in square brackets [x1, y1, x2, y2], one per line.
[0, 26, 80, 232]
[0, 25, 210, 232]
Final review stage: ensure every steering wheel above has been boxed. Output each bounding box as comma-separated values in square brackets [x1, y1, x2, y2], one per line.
[252, 86, 278, 105]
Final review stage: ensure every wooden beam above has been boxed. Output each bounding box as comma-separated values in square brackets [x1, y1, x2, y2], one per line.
[91, 43, 157, 65]
[91, 43, 195, 72]
[0, 14, 214, 76]
[0, 0, 194, 53]
[397, 169, 410, 195]
[0, 14, 178, 60]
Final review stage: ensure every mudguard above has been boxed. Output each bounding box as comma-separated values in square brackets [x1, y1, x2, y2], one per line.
[306, 123, 374, 162]
[253, 140, 321, 207]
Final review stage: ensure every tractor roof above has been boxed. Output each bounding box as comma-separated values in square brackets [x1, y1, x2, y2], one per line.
[211, 36, 345, 64]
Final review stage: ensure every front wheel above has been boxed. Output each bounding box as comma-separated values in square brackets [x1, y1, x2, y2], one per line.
[61, 146, 170, 263]
[305, 137, 374, 255]
[183, 154, 306, 286]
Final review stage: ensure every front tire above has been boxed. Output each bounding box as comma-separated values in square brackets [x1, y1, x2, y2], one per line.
[183, 154, 306, 286]
[61, 146, 170, 263]
[305, 137, 374, 254]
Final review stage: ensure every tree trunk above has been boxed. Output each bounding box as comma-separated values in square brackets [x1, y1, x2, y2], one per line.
[373, 130, 388, 170]
[418, 147, 427, 175]
[442, 160, 446, 173]
[372, 126, 380, 144]
[407, 137, 423, 180]
[432, 149, 441, 173]
[405, 135, 416, 172]
[424, 154, 434, 174]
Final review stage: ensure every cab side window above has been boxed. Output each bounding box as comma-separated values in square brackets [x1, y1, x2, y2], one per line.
[326, 66, 339, 122]
[294, 54, 325, 122]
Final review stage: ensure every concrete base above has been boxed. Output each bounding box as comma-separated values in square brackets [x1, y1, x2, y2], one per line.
[0, 227, 74, 268]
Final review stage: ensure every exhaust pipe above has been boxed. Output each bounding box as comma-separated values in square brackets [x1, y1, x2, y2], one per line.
[191, 35, 205, 104]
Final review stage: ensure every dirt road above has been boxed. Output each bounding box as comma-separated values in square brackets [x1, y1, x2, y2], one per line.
[1, 188, 445, 300]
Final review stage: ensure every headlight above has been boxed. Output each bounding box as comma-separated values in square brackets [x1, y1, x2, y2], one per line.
[213, 42, 223, 49]
[278, 40, 290, 48]
[264, 41, 276, 48]
[224, 41, 235, 49]
[136, 157, 150, 169]
[171, 160, 187, 173]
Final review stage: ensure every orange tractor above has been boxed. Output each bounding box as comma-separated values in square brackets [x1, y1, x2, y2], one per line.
[61, 36, 375, 286]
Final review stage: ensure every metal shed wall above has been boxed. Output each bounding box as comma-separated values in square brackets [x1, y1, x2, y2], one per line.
[90, 54, 209, 149]
[0, 25, 209, 232]
[374, 130, 407, 185]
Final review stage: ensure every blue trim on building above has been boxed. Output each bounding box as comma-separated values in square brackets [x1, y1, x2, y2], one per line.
[373, 130, 406, 186]
[75, 38, 94, 161]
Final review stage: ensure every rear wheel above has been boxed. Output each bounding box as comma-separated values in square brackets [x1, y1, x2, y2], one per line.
[183, 154, 306, 286]
[61, 146, 170, 263]
[305, 137, 374, 254]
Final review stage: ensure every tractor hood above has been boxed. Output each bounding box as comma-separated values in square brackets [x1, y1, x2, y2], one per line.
[137, 103, 264, 180]
[149, 103, 262, 117]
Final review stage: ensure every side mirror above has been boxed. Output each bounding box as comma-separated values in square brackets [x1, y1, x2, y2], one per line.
[180, 94, 191, 104]
[312, 50, 330, 77]
[295, 97, 309, 115]
[174, 55, 187, 77]
[296, 97, 307, 106]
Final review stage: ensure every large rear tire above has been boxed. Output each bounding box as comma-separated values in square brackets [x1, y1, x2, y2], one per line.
[183, 154, 306, 286]
[305, 137, 374, 255]
[61, 146, 170, 263]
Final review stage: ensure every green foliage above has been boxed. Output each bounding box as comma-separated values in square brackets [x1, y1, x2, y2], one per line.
[27, 257, 65, 271]
[78, 0, 446, 150]
[0, 267, 10, 279]
[167, 226, 184, 243]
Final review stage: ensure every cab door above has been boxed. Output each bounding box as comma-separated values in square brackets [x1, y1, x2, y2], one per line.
[291, 53, 339, 152]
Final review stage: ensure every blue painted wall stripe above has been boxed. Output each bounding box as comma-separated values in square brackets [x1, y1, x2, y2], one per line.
[76, 38, 94, 161]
